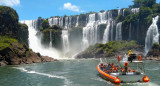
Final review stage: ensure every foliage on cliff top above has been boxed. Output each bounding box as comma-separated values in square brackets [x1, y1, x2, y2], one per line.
[82, 41, 138, 57]
[0, 36, 18, 50]
[0, 6, 28, 45]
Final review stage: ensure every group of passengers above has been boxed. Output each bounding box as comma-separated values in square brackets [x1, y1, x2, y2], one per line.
[99, 63, 135, 73]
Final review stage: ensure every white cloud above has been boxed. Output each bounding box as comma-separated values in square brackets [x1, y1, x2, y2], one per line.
[0, 0, 20, 7]
[63, 2, 84, 12]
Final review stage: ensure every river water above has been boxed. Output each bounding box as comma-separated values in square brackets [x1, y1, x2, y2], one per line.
[0, 59, 159, 86]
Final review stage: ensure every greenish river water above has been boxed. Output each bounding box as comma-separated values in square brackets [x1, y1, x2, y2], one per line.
[0, 59, 159, 86]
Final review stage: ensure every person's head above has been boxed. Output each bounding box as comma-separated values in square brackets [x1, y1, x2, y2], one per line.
[129, 50, 132, 52]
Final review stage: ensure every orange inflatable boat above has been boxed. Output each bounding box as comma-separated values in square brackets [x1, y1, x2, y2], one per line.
[97, 55, 150, 84]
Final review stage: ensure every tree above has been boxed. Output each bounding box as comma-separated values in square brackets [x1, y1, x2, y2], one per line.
[133, 0, 143, 8]
[0, 6, 19, 36]
[41, 19, 50, 29]
[142, 0, 156, 8]
[132, 0, 156, 8]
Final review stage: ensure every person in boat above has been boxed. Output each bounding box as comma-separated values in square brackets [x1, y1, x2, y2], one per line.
[100, 63, 104, 70]
[128, 50, 133, 56]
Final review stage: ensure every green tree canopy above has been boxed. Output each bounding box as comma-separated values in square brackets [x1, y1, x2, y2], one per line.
[0, 6, 19, 36]
[41, 19, 50, 29]
[132, 0, 156, 8]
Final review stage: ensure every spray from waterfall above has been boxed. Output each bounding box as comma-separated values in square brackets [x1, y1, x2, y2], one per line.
[145, 16, 159, 55]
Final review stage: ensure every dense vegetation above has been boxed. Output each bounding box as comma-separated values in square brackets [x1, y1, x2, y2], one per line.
[77, 41, 143, 58]
[147, 43, 160, 57]
[0, 6, 54, 66]
[37, 19, 63, 49]
[0, 6, 28, 45]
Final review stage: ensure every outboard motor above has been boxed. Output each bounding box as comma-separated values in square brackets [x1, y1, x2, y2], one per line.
[128, 54, 137, 62]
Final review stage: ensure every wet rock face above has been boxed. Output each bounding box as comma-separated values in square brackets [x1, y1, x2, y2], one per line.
[147, 43, 160, 57]
[0, 42, 56, 66]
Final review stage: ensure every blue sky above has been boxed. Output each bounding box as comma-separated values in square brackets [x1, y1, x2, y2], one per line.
[0, 0, 160, 20]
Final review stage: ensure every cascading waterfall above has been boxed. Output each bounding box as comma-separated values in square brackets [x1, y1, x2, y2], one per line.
[75, 16, 79, 27]
[61, 29, 70, 54]
[82, 12, 108, 49]
[145, 16, 159, 55]
[49, 30, 52, 47]
[82, 14, 96, 49]
[123, 9, 125, 16]
[115, 22, 122, 41]
[129, 23, 132, 41]
[131, 8, 139, 14]
[48, 17, 59, 26]
[22, 8, 140, 59]
[20, 20, 60, 59]
[118, 9, 121, 15]
[103, 21, 111, 43]
[111, 21, 114, 41]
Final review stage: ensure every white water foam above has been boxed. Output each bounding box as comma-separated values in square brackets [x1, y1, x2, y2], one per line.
[15, 67, 72, 86]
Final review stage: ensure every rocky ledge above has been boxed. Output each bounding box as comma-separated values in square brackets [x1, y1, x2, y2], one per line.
[76, 41, 144, 59]
[145, 43, 160, 61]
[0, 37, 56, 66]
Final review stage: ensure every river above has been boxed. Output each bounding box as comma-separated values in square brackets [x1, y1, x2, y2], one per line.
[0, 59, 159, 86]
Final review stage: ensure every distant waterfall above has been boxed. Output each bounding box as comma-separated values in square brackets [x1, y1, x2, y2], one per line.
[103, 21, 111, 43]
[118, 9, 121, 15]
[82, 12, 108, 49]
[49, 30, 52, 47]
[75, 16, 79, 27]
[129, 23, 132, 41]
[131, 8, 139, 14]
[145, 16, 159, 55]
[111, 21, 114, 41]
[62, 29, 70, 54]
[20, 20, 60, 59]
[115, 22, 122, 41]
[82, 14, 96, 49]
[123, 9, 125, 16]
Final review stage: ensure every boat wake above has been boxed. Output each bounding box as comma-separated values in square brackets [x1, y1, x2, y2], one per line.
[121, 82, 159, 86]
[14, 67, 72, 86]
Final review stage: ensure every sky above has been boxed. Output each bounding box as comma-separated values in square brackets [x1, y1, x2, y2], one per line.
[0, 0, 160, 20]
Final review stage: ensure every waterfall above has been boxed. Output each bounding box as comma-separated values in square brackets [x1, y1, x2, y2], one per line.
[59, 17, 63, 27]
[49, 30, 52, 47]
[111, 21, 114, 41]
[62, 29, 70, 54]
[118, 9, 121, 15]
[82, 14, 96, 49]
[115, 22, 122, 41]
[48, 17, 59, 26]
[82, 12, 108, 49]
[20, 20, 60, 59]
[75, 16, 79, 27]
[103, 21, 111, 43]
[131, 8, 139, 14]
[123, 9, 125, 16]
[145, 16, 159, 55]
[129, 23, 132, 41]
